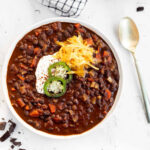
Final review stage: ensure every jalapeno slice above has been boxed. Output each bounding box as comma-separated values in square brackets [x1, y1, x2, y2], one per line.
[44, 77, 66, 97]
[48, 62, 72, 83]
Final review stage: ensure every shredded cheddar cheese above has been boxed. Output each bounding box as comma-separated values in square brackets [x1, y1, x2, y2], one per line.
[54, 35, 99, 77]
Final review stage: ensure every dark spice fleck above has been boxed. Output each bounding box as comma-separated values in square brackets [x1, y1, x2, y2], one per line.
[10, 138, 22, 146]
[0, 122, 6, 130]
[0, 131, 10, 142]
[35, 9, 40, 13]
[11, 145, 14, 149]
[137, 7, 144, 12]
[8, 120, 16, 133]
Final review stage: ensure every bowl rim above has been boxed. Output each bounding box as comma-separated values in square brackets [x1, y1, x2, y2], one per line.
[2, 17, 123, 139]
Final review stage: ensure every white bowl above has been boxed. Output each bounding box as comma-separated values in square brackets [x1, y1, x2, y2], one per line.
[2, 17, 123, 139]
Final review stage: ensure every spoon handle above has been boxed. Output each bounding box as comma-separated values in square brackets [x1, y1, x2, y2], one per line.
[132, 53, 150, 123]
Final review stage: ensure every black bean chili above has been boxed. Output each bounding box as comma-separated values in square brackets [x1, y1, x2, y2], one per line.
[7, 22, 119, 135]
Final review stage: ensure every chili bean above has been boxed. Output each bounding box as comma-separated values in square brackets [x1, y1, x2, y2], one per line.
[64, 31, 71, 38]
[19, 86, 26, 94]
[73, 99, 79, 105]
[87, 108, 92, 113]
[19, 43, 27, 51]
[25, 75, 35, 82]
[53, 115, 62, 123]
[10, 64, 18, 74]
[95, 90, 100, 96]
[62, 113, 69, 121]
[66, 25, 74, 33]
[51, 22, 59, 31]
[57, 102, 65, 110]
[43, 110, 50, 116]
[57, 32, 63, 41]
[40, 116, 45, 120]
[82, 94, 88, 102]
[10, 94, 15, 99]
[97, 99, 102, 107]
[57, 22, 62, 31]
[8, 80, 13, 84]
[55, 127, 60, 132]
[27, 45, 34, 55]
[27, 119, 34, 124]
[40, 32, 47, 42]
[24, 110, 29, 116]
[79, 105, 84, 111]
[41, 104, 48, 110]
[45, 28, 53, 36]
[26, 35, 33, 42]
[33, 38, 38, 45]
[38, 40, 45, 48]
[52, 99, 58, 103]
[34, 121, 41, 129]
[35, 98, 44, 104]
[44, 120, 54, 129]
[74, 91, 80, 98]
[72, 114, 78, 123]
[34, 29, 42, 36]
[67, 101, 73, 106]
[91, 97, 96, 104]
[62, 123, 68, 128]
[72, 105, 77, 111]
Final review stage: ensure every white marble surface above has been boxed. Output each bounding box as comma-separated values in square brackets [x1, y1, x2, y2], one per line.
[0, 0, 150, 149]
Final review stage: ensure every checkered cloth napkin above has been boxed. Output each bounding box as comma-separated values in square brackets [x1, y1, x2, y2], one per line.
[38, 0, 87, 17]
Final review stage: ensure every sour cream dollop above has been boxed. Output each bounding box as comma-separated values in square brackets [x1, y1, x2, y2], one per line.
[35, 54, 58, 94]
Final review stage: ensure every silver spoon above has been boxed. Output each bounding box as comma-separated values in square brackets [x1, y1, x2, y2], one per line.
[119, 17, 150, 123]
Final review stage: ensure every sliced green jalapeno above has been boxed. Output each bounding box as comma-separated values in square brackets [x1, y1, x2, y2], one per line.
[44, 77, 66, 97]
[48, 62, 72, 83]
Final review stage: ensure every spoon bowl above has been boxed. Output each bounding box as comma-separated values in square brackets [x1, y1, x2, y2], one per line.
[119, 17, 139, 53]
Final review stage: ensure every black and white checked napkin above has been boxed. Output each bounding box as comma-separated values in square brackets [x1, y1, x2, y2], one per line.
[38, 0, 87, 17]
